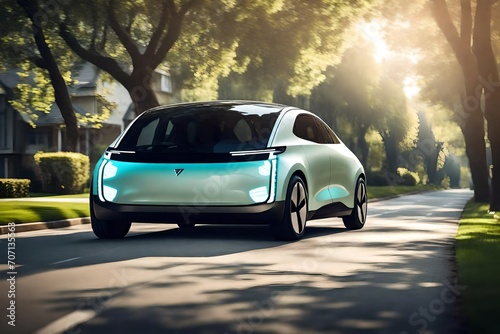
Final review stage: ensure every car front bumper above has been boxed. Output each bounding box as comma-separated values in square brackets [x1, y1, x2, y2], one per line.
[92, 195, 285, 225]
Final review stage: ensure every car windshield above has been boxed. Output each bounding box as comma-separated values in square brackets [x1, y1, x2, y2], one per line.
[116, 103, 282, 154]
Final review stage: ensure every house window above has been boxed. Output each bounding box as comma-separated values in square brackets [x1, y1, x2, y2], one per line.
[26, 131, 52, 153]
[160, 74, 172, 93]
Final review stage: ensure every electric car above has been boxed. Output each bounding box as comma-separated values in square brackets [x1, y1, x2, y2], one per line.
[91, 101, 367, 240]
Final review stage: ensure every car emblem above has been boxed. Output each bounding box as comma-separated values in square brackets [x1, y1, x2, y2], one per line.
[174, 169, 184, 176]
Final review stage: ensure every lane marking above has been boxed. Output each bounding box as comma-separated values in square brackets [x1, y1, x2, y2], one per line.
[35, 309, 96, 334]
[49, 257, 81, 265]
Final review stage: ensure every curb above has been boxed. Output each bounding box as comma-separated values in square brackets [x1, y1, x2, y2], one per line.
[0, 217, 90, 235]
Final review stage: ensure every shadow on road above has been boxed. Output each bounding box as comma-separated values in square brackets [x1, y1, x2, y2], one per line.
[44, 236, 467, 334]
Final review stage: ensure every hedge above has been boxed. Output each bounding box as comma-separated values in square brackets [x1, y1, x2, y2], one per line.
[34, 152, 90, 194]
[0, 179, 31, 198]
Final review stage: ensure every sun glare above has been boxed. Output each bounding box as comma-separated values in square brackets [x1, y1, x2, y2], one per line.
[359, 20, 393, 63]
[404, 76, 420, 99]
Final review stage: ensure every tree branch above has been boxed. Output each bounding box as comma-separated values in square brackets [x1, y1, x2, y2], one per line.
[472, 0, 495, 64]
[151, 0, 200, 68]
[59, 22, 131, 87]
[460, 0, 473, 48]
[432, 0, 461, 51]
[431, 0, 474, 71]
[107, 0, 141, 64]
[144, 0, 172, 60]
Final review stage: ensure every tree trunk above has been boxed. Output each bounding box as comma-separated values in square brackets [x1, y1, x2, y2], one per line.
[126, 81, 160, 115]
[460, 105, 490, 202]
[472, 0, 500, 210]
[357, 123, 369, 168]
[431, 0, 490, 202]
[18, 0, 78, 151]
[426, 143, 443, 186]
[381, 133, 399, 176]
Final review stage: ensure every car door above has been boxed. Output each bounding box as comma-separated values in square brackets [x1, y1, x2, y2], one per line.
[293, 114, 333, 210]
[313, 117, 353, 202]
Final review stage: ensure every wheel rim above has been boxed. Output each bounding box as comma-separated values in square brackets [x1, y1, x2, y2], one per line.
[356, 181, 368, 224]
[290, 182, 307, 234]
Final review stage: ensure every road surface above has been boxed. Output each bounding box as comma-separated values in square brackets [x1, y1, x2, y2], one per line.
[0, 189, 472, 334]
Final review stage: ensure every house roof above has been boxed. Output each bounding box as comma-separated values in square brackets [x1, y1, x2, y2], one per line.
[0, 63, 131, 127]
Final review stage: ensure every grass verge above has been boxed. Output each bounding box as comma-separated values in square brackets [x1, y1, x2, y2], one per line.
[28, 193, 89, 198]
[0, 201, 89, 224]
[367, 184, 438, 200]
[456, 201, 500, 334]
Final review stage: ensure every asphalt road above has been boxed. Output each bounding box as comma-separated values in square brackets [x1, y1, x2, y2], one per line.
[0, 189, 472, 334]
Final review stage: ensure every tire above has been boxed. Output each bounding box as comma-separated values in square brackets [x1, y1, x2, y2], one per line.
[343, 177, 367, 230]
[271, 175, 308, 241]
[90, 199, 131, 239]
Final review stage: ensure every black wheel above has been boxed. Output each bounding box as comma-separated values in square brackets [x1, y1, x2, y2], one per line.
[90, 200, 131, 239]
[342, 177, 367, 230]
[271, 175, 308, 241]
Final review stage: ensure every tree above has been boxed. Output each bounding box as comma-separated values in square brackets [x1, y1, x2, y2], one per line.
[310, 45, 381, 167]
[431, 0, 490, 202]
[417, 111, 444, 185]
[472, 0, 500, 210]
[1, 0, 79, 151]
[374, 75, 416, 177]
[59, 0, 202, 114]
[219, 1, 382, 103]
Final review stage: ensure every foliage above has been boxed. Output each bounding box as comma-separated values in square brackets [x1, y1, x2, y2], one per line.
[76, 93, 115, 128]
[309, 40, 418, 173]
[397, 167, 419, 186]
[0, 179, 31, 198]
[1, 1, 74, 128]
[34, 152, 90, 194]
[191, 0, 383, 101]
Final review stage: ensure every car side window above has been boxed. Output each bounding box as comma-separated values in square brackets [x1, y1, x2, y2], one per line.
[314, 118, 340, 144]
[293, 114, 322, 143]
[136, 118, 159, 146]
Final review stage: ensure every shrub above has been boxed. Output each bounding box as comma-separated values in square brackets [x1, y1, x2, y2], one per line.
[367, 171, 390, 186]
[400, 173, 418, 186]
[397, 168, 419, 186]
[34, 152, 90, 194]
[0, 179, 31, 198]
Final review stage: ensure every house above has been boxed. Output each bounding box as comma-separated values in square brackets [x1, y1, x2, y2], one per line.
[0, 62, 176, 184]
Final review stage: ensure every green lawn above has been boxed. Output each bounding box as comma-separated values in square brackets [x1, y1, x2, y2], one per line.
[456, 201, 500, 334]
[367, 184, 438, 200]
[28, 193, 89, 198]
[0, 201, 90, 224]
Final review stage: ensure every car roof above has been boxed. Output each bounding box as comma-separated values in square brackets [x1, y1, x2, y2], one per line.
[143, 100, 291, 116]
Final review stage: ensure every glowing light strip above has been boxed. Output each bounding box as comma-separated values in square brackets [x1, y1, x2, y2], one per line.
[230, 147, 285, 157]
[97, 160, 108, 202]
[267, 158, 277, 203]
[106, 150, 135, 154]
